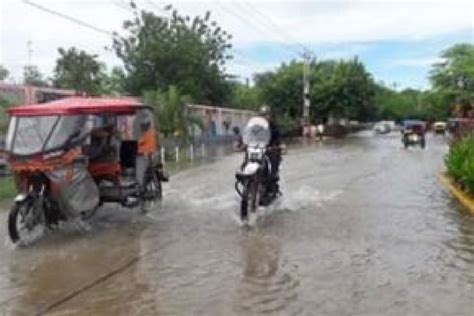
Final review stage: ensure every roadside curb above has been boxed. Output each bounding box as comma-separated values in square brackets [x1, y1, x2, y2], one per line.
[438, 173, 474, 214]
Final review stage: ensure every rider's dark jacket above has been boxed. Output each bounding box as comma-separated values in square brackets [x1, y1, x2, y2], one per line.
[267, 120, 282, 178]
[268, 121, 281, 147]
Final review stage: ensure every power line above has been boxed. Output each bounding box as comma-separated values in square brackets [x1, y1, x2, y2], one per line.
[22, 0, 114, 37]
[234, 1, 307, 53]
[112, 0, 132, 12]
[214, 0, 300, 57]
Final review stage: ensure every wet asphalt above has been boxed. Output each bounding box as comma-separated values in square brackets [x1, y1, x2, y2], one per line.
[1, 131, 474, 316]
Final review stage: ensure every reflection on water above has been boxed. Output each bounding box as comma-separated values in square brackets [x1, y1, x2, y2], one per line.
[2, 210, 149, 315]
[236, 231, 301, 315]
[444, 202, 474, 283]
[3, 132, 474, 315]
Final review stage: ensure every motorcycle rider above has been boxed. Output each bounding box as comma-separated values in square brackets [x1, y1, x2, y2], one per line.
[259, 105, 282, 189]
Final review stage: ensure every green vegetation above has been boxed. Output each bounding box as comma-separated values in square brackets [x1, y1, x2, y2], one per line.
[143, 86, 202, 139]
[445, 135, 474, 194]
[23, 65, 48, 87]
[241, 58, 376, 134]
[0, 178, 16, 201]
[0, 96, 15, 133]
[112, 3, 232, 105]
[53, 47, 106, 95]
[0, 65, 9, 81]
[375, 43, 474, 122]
[430, 43, 474, 117]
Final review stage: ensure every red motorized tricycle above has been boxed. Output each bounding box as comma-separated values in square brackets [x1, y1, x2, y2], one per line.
[4, 98, 168, 244]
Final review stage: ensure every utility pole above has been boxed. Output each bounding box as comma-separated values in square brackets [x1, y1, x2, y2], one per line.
[302, 50, 311, 123]
[27, 40, 33, 66]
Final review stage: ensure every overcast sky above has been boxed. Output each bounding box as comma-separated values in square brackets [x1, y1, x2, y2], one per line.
[0, 0, 473, 89]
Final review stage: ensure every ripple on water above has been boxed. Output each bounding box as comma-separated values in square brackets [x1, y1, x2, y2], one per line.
[235, 233, 302, 316]
[443, 210, 474, 283]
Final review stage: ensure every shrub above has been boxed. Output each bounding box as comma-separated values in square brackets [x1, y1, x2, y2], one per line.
[445, 134, 474, 192]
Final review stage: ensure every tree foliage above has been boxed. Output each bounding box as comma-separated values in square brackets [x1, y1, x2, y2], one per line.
[0, 65, 9, 81]
[429, 43, 474, 116]
[312, 58, 376, 121]
[0, 96, 14, 133]
[254, 58, 376, 122]
[112, 4, 233, 104]
[53, 47, 105, 95]
[142, 85, 202, 139]
[229, 82, 261, 110]
[23, 65, 47, 87]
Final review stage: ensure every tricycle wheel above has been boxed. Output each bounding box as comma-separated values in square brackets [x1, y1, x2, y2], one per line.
[8, 198, 45, 245]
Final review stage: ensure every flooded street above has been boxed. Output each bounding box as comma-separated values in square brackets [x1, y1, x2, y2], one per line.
[1, 131, 474, 315]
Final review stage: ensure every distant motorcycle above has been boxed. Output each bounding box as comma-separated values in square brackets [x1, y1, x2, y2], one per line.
[235, 117, 281, 224]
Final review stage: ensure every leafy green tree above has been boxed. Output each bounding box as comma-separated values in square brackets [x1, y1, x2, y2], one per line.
[229, 82, 261, 110]
[254, 61, 304, 118]
[254, 58, 376, 123]
[430, 43, 474, 115]
[99, 66, 127, 95]
[0, 65, 9, 81]
[113, 4, 233, 104]
[143, 85, 202, 139]
[375, 85, 423, 120]
[418, 90, 452, 121]
[53, 47, 105, 95]
[23, 65, 47, 86]
[311, 58, 376, 121]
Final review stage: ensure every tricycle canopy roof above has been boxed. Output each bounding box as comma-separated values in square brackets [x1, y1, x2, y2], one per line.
[8, 97, 150, 117]
[403, 120, 426, 127]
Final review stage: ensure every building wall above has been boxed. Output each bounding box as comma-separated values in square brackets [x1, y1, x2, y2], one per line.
[186, 104, 256, 137]
[0, 83, 75, 105]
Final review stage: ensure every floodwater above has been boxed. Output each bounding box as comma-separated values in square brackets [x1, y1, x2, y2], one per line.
[1, 131, 474, 315]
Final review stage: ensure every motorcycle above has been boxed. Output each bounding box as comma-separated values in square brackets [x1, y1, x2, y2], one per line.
[235, 117, 281, 224]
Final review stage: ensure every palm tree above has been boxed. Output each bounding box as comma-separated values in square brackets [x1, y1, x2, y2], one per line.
[143, 85, 202, 140]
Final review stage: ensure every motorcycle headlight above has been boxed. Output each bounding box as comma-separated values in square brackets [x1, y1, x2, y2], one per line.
[250, 152, 260, 161]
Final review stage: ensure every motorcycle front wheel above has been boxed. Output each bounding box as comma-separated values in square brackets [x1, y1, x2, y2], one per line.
[8, 198, 45, 245]
[240, 179, 259, 223]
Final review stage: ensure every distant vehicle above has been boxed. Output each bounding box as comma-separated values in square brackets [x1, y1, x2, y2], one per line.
[373, 122, 391, 134]
[433, 121, 447, 135]
[402, 120, 426, 149]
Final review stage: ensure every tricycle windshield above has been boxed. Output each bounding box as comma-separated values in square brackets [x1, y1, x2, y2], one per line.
[242, 117, 271, 147]
[7, 115, 87, 156]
